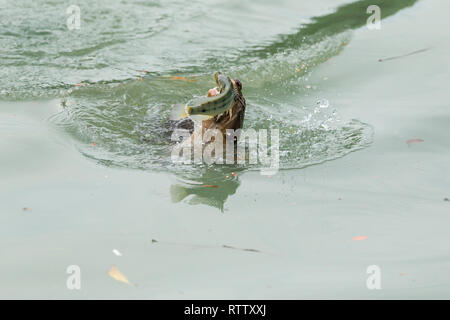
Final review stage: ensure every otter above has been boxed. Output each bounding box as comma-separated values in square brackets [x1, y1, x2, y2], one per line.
[166, 75, 246, 211]
[167, 75, 246, 141]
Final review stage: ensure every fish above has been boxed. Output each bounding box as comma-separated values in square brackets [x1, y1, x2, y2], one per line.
[170, 72, 235, 121]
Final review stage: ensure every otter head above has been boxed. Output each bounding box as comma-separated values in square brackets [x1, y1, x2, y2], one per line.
[234, 79, 242, 93]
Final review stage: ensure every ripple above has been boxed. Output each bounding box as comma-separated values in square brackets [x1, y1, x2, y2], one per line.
[49, 77, 373, 175]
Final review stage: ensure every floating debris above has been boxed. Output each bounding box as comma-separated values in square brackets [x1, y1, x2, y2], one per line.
[444, 198, 449, 202]
[378, 47, 431, 62]
[407, 139, 424, 144]
[201, 185, 218, 188]
[352, 236, 368, 241]
[152, 240, 265, 254]
[22, 207, 31, 212]
[108, 265, 131, 285]
[222, 245, 261, 253]
[112, 249, 122, 256]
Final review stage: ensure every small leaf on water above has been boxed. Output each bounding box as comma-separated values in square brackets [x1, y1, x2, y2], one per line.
[108, 265, 131, 285]
[171, 76, 197, 82]
[352, 236, 368, 241]
[406, 139, 424, 144]
[151, 239, 158, 243]
[222, 244, 261, 253]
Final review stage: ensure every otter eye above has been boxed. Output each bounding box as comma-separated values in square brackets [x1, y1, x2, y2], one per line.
[234, 79, 242, 91]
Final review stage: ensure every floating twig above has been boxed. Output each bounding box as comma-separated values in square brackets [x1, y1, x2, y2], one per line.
[152, 239, 265, 254]
[222, 245, 261, 253]
[378, 47, 431, 62]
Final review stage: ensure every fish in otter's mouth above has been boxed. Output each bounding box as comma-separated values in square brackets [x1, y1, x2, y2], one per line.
[168, 72, 246, 135]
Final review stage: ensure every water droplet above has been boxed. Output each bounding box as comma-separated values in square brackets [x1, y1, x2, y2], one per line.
[317, 99, 329, 108]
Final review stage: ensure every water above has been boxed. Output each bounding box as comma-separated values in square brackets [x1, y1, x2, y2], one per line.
[0, 0, 449, 298]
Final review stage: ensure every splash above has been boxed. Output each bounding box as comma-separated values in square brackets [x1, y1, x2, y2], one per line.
[49, 75, 373, 175]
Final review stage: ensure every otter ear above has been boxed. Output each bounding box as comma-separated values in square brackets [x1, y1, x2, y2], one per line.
[234, 79, 242, 91]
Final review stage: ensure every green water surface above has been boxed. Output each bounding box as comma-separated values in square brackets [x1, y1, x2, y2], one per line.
[0, 0, 449, 298]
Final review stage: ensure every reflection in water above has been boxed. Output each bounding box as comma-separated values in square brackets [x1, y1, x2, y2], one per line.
[171, 167, 243, 212]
